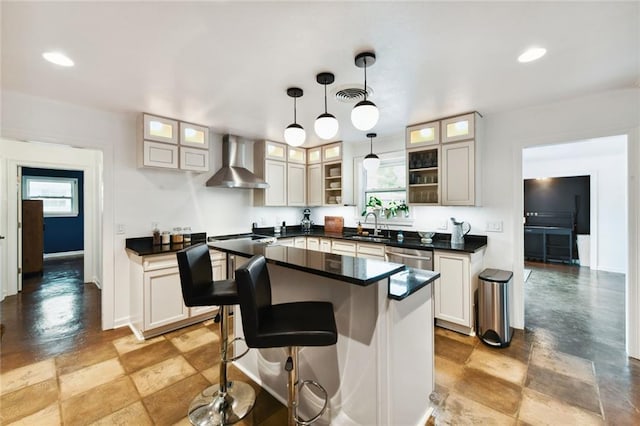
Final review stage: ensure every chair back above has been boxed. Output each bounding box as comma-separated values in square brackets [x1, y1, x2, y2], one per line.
[234, 255, 272, 346]
[176, 243, 212, 306]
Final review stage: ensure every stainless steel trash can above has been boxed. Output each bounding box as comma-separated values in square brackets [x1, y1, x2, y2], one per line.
[478, 268, 513, 347]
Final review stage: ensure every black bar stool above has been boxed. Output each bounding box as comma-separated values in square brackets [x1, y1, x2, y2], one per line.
[177, 243, 256, 425]
[235, 255, 338, 426]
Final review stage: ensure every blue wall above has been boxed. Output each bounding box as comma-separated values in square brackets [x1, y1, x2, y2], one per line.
[22, 167, 84, 254]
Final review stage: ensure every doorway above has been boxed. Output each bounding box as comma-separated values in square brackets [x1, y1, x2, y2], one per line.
[522, 135, 628, 348]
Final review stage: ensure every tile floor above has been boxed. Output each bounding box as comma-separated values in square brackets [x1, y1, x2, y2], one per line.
[2, 257, 639, 425]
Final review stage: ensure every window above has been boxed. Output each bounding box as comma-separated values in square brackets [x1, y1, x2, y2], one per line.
[358, 151, 409, 220]
[22, 176, 79, 217]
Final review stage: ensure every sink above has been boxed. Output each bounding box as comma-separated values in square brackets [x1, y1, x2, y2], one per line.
[346, 235, 390, 243]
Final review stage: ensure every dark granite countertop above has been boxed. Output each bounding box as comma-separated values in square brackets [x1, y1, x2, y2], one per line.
[243, 226, 487, 254]
[208, 238, 405, 287]
[125, 234, 206, 256]
[389, 267, 440, 301]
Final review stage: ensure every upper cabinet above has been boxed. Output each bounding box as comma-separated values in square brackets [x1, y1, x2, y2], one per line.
[138, 113, 210, 172]
[265, 141, 287, 161]
[307, 147, 322, 164]
[179, 122, 209, 148]
[406, 120, 440, 148]
[441, 113, 475, 143]
[287, 146, 306, 164]
[406, 112, 482, 206]
[143, 114, 178, 144]
[322, 142, 342, 162]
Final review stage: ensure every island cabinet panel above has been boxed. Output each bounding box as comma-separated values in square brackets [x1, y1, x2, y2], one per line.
[433, 249, 484, 335]
[144, 267, 188, 329]
[128, 249, 224, 339]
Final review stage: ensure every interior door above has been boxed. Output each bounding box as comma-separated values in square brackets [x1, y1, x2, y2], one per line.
[17, 166, 23, 291]
[22, 200, 44, 276]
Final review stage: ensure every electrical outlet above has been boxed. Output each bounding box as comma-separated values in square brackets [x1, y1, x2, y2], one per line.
[486, 221, 503, 232]
[437, 220, 448, 230]
[116, 223, 126, 234]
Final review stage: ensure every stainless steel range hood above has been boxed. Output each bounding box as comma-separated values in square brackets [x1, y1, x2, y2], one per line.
[206, 134, 269, 189]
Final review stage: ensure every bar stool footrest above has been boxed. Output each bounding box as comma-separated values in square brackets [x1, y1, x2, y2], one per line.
[225, 337, 250, 362]
[295, 380, 328, 426]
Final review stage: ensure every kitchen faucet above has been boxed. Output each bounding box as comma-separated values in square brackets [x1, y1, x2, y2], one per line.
[364, 211, 380, 236]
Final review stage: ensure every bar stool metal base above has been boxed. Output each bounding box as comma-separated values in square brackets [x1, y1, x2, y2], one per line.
[188, 381, 256, 426]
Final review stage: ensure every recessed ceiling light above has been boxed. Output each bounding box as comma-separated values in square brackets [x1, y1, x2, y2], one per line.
[518, 47, 546, 63]
[42, 51, 74, 67]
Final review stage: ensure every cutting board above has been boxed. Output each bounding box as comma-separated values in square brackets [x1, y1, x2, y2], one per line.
[324, 216, 344, 234]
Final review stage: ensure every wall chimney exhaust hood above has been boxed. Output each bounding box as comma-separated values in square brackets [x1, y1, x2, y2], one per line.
[206, 134, 269, 189]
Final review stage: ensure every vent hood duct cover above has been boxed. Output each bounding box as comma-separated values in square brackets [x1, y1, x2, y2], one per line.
[206, 135, 269, 189]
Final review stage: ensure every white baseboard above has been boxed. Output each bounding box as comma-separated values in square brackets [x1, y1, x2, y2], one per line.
[44, 250, 84, 259]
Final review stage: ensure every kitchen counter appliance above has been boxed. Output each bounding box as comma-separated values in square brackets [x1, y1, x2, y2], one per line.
[385, 246, 433, 271]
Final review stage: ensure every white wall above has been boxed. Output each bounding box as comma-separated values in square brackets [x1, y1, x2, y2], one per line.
[2, 87, 639, 358]
[523, 136, 627, 273]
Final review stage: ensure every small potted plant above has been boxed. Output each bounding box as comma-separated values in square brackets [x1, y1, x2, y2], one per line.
[397, 200, 410, 218]
[384, 201, 399, 219]
[361, 195, 383, 216]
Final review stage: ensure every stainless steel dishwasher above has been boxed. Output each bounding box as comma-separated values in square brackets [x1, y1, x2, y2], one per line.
[385, 246, 434, 270]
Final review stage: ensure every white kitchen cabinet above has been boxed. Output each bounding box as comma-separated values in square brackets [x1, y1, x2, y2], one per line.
[179, 146, 209, 172]
[441, 140, 476, 206]
[406, 120, 440, 148]
[356, 242, 386, 260]
[128, 249, 224, 339]
[307, 146, 322, 164]
[331, 240, 356, 255]
[406, 111, 481, 207]
[179, 122, 209, 148]
[265, 141, 287, 160]
[294, 237, 307, 249]
[306, 237, 320, 251]
[287, 163, 307, 206]
[287, 146, 306, 164]
[322, 142, 342, 162]
[320, 238, 332, 253]
[141, 140, 179, 169]
[143, 113, 178, 144]
[441, 113, 475, 143]
[433, 249, 484, 335]
[278, 238, 295, 247]
[307, 164, 323, 206]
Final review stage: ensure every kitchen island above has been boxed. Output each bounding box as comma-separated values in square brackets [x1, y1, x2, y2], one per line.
[209, 238, 438, 426]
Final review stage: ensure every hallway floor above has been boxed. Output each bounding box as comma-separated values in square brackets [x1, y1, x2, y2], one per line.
[432, 261, 639, 424]
[1, 258, 639, 424]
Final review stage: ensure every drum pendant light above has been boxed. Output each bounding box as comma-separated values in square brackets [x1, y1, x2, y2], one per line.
[363, 132, 380, 172]
[351, 52, 379, 131]
[314, 72, 339, 140]
[284, 87, 305, 147]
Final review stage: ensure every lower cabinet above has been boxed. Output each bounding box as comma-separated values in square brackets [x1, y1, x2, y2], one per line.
[331, 240, 356, 256]
[306, 237, 320, 251]
[433, 249, 484, 335]
[128, 249, 225, 339]
[356, 242, 386, 260]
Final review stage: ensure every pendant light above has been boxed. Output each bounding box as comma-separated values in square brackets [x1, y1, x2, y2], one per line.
[351, 51, 379, 131]
[363, 132, 380, 172]
[314, 72, 339, 140]
[284, 87, 305, 147]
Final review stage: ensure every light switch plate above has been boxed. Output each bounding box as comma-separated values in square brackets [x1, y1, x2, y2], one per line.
[116, 223, 126, 234]
[486, 221, 503, 232]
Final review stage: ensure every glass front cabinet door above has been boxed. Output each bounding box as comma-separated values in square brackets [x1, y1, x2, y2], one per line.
[143, 114, 178, 144]
[441, 113, 475, 143]
[406, 120, 440, 148]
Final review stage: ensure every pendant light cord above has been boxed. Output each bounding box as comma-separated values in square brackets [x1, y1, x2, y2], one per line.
[293, 97, 297, 124]
[363, 57, 368, 101]
[324, 83, 328, 113]
[370, 135, 373, 154]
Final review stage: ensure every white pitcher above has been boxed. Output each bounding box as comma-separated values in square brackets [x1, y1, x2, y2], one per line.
[450, 217, 471, 244]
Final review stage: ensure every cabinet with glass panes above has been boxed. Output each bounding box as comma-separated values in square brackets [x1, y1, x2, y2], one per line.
[407, 146, 440, 205]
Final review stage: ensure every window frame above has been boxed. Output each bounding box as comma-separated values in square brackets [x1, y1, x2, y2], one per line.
[22, 175, 80, 218]
[355, 150, 413, 225]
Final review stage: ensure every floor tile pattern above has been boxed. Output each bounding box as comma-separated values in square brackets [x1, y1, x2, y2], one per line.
[2, 257, 639, 425]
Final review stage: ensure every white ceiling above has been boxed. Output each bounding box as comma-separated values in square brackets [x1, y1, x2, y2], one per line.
[2, 1, 638, 147]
